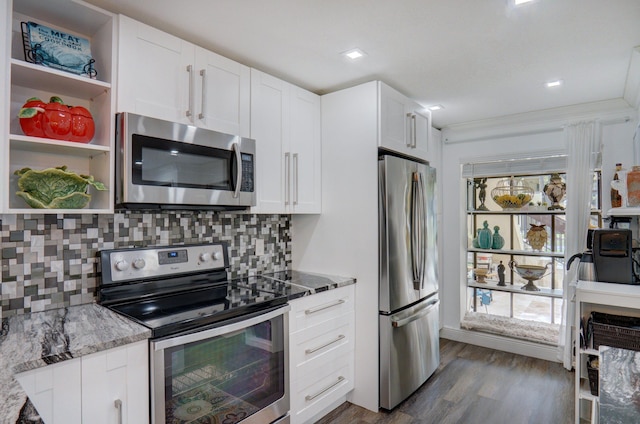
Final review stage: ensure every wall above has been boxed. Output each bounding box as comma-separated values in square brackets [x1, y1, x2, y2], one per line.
[0, 212, 290, 318]
[440, 119, 637, 341]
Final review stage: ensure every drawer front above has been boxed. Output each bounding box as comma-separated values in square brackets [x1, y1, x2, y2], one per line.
[290, 316, 353, 372]
[290, 356, 353, 424]
[289, 285, 354, 333]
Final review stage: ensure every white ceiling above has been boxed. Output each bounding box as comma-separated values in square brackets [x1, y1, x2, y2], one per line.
[85, 0, 640, 129]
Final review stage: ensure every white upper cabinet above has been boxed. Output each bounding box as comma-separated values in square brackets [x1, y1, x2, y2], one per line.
[289, 85, 321, 213]
[379, 82, 431, 161]
[251, 69, 321, 214]
[194, 47, 250, 137]
[117, 15, 191, 126]
[117, 15, 250, 137]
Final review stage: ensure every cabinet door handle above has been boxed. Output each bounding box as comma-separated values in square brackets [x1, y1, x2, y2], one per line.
[406, 112, 413, 147]
[114, 399, 123, 424]
[198, 69, 206, 120]
[305, 334, 345, 354]
[186, 65, 194, 119]
[411, 113, 417, 148]
[293, 153, 299, 205]
[305, 376, 345, 401]
[305, 299, 345, 315]
[284, 152, 291, 206]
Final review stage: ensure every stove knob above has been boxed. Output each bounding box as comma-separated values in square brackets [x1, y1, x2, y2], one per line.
[212, 251, 222, 260]
[133, 258, 146, 269]
[199, 252, 211, 262]
[114, 260, 129, 271]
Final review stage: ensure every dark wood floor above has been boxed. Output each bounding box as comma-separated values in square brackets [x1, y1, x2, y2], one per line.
[316, 339, 574, 424]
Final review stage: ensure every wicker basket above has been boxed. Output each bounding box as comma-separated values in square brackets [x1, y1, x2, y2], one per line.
[590, 312, 640, 351]
[586, 356, 599, 396]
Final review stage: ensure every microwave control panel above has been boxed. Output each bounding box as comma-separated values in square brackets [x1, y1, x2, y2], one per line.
[241, 153, 254, 192]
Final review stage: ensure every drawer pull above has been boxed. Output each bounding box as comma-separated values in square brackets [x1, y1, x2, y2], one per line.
[305, 334, 345, 354]
[305, 299, 345, 315]
[305, 376, 345, 401]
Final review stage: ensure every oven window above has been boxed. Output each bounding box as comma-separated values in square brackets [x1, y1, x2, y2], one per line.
[162, 315, 285, 423]
[132, 134, 234, 190]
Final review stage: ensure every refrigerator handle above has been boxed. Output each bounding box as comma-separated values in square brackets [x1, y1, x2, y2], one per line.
[391, 299, 439, 328]
[410, 172, 421, 288]
[418, 172, 427, 290]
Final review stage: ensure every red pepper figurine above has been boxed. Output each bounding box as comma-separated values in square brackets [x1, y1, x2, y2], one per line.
[69, 105, 95, 143]
[42, 96, 73, 140]
[18, 97, 47, 137]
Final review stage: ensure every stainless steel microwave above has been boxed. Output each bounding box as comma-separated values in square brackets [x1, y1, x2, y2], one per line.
[115, 112, 256, 210]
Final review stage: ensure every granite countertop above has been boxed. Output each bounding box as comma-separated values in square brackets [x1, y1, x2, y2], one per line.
[0, 303, 151, 424]
[260, 270, 356, 299]
[0, 270, 355, 423]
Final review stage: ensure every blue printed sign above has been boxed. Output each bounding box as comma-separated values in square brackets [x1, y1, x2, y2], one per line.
[26, 21, 93, 76]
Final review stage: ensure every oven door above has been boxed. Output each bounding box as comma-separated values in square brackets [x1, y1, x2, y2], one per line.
[116, 112, 256, 209]
[151, 305, 289, 424]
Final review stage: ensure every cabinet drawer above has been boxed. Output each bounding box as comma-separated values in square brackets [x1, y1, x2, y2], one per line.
[290, 356, 353, 424]
[289, 286, 354, 333]
[290, 316, 353, 371]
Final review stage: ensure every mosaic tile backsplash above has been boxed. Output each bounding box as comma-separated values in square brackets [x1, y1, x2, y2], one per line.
[0, 212, 290, 318]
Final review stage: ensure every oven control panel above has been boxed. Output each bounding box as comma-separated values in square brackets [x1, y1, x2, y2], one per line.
[102, 243, 227, 283]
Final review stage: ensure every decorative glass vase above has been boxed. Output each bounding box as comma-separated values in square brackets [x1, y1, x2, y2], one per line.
[477, 221, 493, 249]
[543, 173, 566, 210]
[492, 226, 504, 250]
[472, 229, 481, 248]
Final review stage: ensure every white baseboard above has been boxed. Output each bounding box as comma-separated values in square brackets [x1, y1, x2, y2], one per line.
[440, 326, 561, 362]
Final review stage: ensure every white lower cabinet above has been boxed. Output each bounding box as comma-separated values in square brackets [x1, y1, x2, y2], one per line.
[81, 340, 149, 424]
[15, 358, 82, 423]
[16, 340, 149, 424]
[289, 286, 355, 424]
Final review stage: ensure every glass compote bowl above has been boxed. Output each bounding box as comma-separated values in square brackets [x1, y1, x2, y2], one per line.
[491, 178, 534, 210]
[509, 261, 551, 291]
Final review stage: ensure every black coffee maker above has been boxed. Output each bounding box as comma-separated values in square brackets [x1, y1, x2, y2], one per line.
[592, 229, 635, 284]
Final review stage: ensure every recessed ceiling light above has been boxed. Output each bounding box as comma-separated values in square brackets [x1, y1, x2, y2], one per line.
[342, 48, 366, 60]
[514, 0, 535, 5]
[545, 80, 563, 88]
[428, 105, 444, 111]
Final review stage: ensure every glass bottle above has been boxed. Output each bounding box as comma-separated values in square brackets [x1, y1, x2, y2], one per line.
[611, 163, 623, 208]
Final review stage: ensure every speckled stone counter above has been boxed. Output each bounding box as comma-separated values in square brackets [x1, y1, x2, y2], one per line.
[261, 270, 356, 299]
[0, 270, 353, 423]
[0, 303, 151, 424]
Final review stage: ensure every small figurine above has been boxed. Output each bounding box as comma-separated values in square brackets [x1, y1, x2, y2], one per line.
[474, 178, 489, 211]
[497, 261, 506, 286]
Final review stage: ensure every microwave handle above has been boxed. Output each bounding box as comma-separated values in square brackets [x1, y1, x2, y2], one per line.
[232, 141, 242, 198]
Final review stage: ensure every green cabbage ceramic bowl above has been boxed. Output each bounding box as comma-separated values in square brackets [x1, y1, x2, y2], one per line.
[14, 166, 107, 209]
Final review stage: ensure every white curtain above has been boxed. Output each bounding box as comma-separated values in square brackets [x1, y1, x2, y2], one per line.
[559, 120, 601, 370]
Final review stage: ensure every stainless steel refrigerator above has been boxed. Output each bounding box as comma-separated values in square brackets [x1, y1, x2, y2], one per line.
[379, 152, 439, 410]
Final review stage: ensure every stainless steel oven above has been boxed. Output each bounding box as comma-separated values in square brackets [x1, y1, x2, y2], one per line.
[151, 307, 289, 424]
[99, 243, 290, 424]
[115, 112, 256, 210]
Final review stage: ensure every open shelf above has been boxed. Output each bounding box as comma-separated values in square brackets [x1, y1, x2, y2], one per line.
[468, 280, 563, 299]
[467, 247, 564, 258]
[10, 135, 110, 157]
[11, 59, 111, 99]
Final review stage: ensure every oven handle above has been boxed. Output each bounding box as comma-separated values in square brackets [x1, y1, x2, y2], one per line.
[152, 304, 290, 350]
